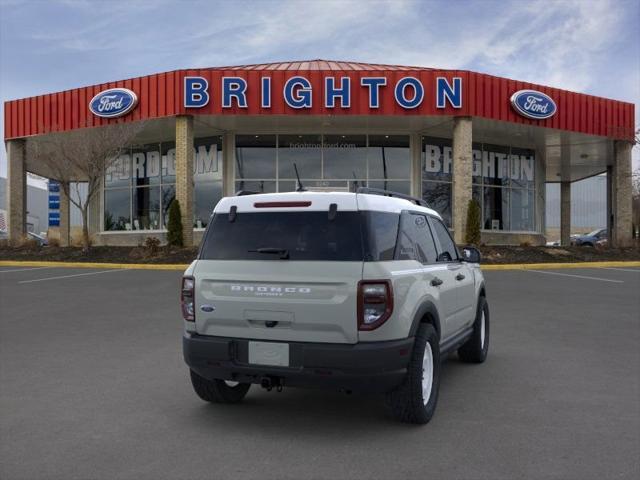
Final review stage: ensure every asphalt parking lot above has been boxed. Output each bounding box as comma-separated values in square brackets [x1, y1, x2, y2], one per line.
[1, 265, 639, 480]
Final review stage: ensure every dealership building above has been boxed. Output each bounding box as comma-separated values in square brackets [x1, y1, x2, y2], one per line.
[3, 60, 635, 246]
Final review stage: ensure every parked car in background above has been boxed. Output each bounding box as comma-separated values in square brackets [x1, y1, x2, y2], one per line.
[572, 228, 607, 247]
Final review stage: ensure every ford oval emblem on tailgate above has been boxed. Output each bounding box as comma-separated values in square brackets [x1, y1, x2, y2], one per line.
[200, 305, 215, 312]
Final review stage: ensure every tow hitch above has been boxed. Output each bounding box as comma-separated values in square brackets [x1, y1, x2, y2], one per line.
[260, 376, 284, 392]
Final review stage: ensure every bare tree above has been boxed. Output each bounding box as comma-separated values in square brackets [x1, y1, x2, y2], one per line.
[27, 121, 144, 250]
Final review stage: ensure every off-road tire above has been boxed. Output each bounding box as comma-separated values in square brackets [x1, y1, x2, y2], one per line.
[190, 370, 251, 403]
[458, 296, 489, 363]
[386, 323, 440, 424]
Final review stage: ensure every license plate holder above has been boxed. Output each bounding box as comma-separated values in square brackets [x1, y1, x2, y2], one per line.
[248, 341, 289, 367]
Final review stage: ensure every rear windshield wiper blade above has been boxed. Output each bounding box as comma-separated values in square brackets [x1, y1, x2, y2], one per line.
[248, 247, 290, 259]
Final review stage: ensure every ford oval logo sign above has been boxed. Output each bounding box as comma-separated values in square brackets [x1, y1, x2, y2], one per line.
[89, 88, 138, 118]
[510, 89, 556, 120]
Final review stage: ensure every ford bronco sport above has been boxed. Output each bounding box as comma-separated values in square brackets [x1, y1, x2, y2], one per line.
[182, 188, 489, 424]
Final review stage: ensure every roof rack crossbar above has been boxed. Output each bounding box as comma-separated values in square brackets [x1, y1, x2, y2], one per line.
[356, 187, 430, 208]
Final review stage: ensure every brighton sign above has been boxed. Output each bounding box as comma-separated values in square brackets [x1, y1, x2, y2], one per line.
[183, 75, 463, 110]
[510, 89, 557, 120]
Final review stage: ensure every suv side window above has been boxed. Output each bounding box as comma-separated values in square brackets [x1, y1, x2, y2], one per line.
[430, 216, 459, 262]
[395, 212, 438, 264]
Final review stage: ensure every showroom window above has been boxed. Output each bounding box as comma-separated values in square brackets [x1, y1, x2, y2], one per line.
[422, 137, 536, 232]
[235, 134, 410, 194]
[104, 136, 223, 231]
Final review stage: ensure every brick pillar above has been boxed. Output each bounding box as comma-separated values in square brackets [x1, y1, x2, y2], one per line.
[452, 117, 473, 244]
[6, 139, 27, 244]
[175, 115, 194, 246]
[410, 133, 422, 198]
[222, 133, 235, 197]
[59, 182, 70, 246]
[611, 141, 633, 247]
[560, 181, 571, 246]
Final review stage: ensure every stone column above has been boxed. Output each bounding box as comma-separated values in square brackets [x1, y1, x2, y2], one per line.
[175, 115, 194, 246]
[410, 133, 422, 198]
[6, 139, 27, 244]
[611, 141, 633, 247]
[452, 117, 473, 244]
[560, 181, 571, 246]
[59, 182, 70, 247]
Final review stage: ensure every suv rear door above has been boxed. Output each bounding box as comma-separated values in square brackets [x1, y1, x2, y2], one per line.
[428, 216, 476, 334]
[193, 204, 363, 344]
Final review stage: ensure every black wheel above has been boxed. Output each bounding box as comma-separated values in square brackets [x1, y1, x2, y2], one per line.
[458, 296, 489, 363]
[189, 370, 251, 404]
[386, 323, 440, 424]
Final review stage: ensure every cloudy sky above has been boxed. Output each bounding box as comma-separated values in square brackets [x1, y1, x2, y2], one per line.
[1, 0, 638, 178]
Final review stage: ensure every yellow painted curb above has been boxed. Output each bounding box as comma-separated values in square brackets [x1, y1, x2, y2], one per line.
[481, 261, 640, 270]
[0, 260, 189, 270]
[1, 259, 639, 271]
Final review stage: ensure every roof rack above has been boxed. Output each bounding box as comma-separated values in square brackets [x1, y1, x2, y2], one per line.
[356, 187, 430, 208]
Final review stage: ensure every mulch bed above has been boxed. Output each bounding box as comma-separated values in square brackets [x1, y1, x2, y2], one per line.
[1, 244, 638, 265]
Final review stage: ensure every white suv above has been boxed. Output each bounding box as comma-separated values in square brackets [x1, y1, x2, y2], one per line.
[182, 188, 489, 424]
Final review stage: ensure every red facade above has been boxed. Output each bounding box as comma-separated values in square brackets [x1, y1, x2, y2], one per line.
[3, 60, 635, 141]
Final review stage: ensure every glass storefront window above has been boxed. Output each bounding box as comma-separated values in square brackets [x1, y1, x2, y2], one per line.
[423, 181, 452, 227]
[161, 185, 175, 228]
[105, 154, 131, 188]
[368, 135, 410, 180]
[483, 144, 511, 187]
[510, 189, 535, 231]
[132, 143, 161, 187]
[132, 186, 160, 230]
[235, 135, 276, 179]
[322, 135, 367, 179]
[235, 180, 277, 194]
[195, 181, 222, 228]
[368, 180, 410, 195]
[510, 147, 535, 189]
[483, 186, 509, 231]
[278, 134, 322, 179]
[104, 188, 131, 231]
[423, 137, 452, 182]
[161, 142, 176, 184]
[194, 136, 223, 228]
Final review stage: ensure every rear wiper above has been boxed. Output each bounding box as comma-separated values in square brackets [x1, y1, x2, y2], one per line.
[248, 247, 290, 259]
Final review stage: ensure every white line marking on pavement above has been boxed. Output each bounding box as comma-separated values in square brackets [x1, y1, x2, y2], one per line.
[599, 267, 640, 273]
[18, 269, 126, 284]
[527, 269, 624, 283]
[0, 267, 56, 273]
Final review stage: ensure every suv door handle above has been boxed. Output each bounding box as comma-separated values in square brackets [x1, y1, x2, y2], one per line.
[431, 277, 443, 287]
[455, 273, 465, 281]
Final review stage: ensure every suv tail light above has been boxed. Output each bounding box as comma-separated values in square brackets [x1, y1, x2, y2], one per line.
[181, 276, 195, 322]
[357, 280, 393, 331]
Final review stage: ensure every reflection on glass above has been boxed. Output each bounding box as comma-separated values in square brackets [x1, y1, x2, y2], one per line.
[132, 144, 161, 187]
[368, 180, 411, 195]
[235, 180, 276, 194]
[105, 153, 131, 188]
[483, 186, 509, 230]
[195, 136, 222, 183]
[510, 189, 534, 231]
[423, 182, 452, 227]
[510, 147, 535, 188]
[161, 142, 176, 184]
[195, 181, 222, 228]
[368, 135, 410, 179]
[132, 186, 160, 230]
[278, 134, 322, 179]
[235, 135, 276, 179]
[422, 137, 452, 182]
[104, 189, 131, 231]
[323, 135, 366, 179]
[161, 185, 175, 228]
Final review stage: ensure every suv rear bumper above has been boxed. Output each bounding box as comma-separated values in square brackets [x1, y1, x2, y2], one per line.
[183, 332, 414, 393]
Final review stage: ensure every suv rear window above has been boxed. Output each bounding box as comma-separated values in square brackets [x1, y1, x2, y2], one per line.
[200, 211, 400, 262]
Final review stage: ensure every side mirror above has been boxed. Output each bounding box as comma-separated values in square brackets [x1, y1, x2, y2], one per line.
[461, 246, 481, 263]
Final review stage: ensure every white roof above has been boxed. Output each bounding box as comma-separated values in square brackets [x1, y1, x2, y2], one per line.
[213, 191, 442, 219]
